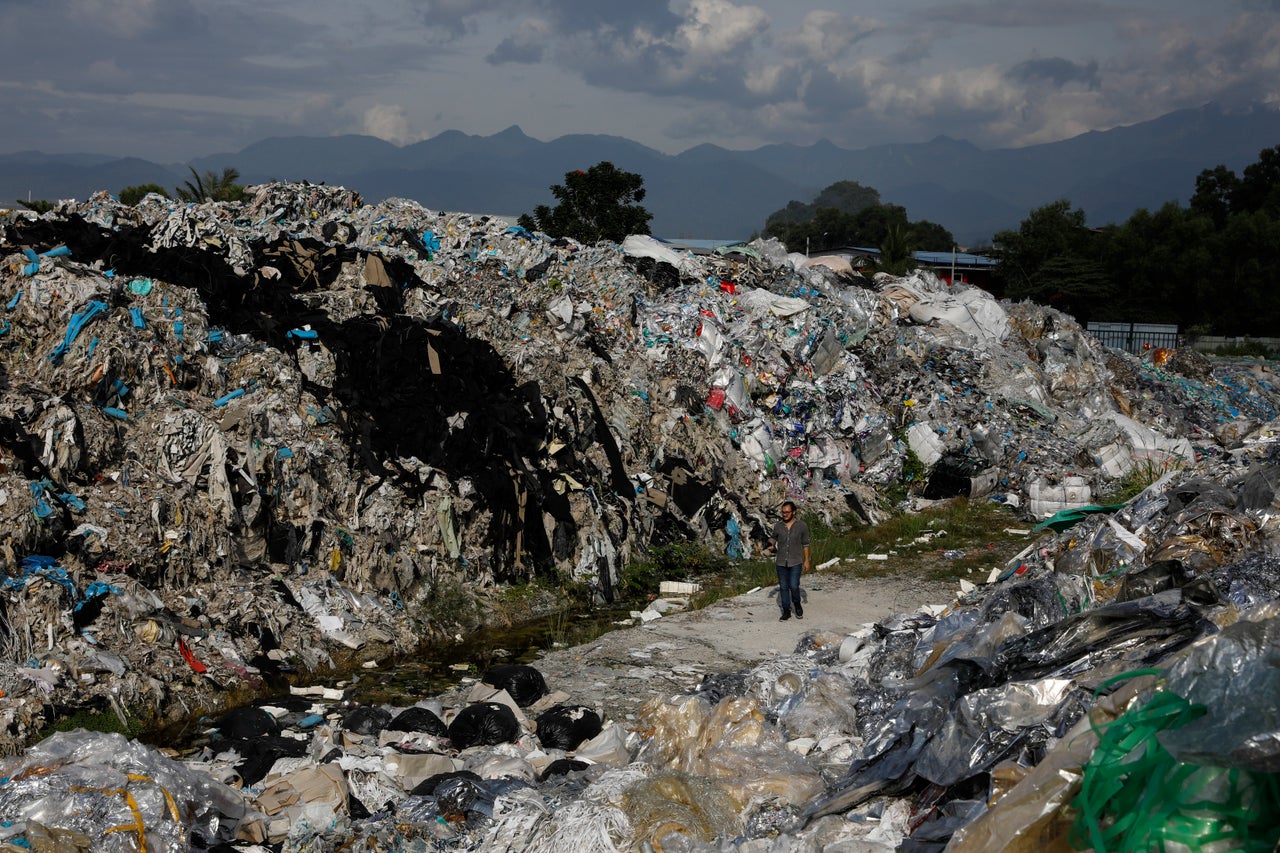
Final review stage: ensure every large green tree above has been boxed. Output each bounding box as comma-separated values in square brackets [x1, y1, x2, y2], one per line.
[763, 192, 953, 256]
[994, 200, 1115, 321]
[765, 180, 882, 226]
[518, 162, 652, 244]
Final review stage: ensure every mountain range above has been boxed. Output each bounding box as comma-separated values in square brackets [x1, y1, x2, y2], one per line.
[3, 102, 1278, 246]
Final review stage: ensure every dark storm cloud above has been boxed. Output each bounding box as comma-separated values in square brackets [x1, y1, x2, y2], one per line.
[800, 66, 872, 111]
[923, 0, 1120, 27]
[411, 0, 678, 38]
[1009, 57, 1101, 90]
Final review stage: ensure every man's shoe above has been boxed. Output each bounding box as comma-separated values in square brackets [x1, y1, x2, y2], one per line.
[779, 611, 792, 621]
[794, 602, 804, 619]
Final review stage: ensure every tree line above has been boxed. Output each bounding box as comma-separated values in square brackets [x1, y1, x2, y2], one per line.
[21, 146, 1276, 338]
[995, 145, 1280, 334]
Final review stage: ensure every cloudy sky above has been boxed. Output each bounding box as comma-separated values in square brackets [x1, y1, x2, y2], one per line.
[2, 0, 1278, 162]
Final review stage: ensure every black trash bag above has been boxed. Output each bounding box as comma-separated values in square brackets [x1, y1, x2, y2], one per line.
[922, 451, 990, 500]
[411, 770, 486, 818]
[388, 706, 448, 736]
[539, 758, 590, 782]
[343, 705, 392, 736]
[481, 665, 548, 707]
[447, 702, 519, 749]
[225, 735, 309, 786]
[535, 705, 603, 751]
[217, 707, 279, 740]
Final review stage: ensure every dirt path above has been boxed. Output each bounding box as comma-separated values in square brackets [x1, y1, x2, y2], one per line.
[524, 567, 961, 721]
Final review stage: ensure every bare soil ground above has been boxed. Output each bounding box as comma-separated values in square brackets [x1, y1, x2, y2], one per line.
[519, 565, 963, 722]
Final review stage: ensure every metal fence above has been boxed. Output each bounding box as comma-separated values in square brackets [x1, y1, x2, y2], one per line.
[1086, 322, 1180, 354]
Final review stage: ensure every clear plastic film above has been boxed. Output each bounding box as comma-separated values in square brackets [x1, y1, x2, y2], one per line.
[0, 730, 249, 852]
[637, 694, 824, 807]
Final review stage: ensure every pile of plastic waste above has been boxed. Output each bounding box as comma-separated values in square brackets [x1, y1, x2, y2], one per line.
[0, 183, 1278, 849]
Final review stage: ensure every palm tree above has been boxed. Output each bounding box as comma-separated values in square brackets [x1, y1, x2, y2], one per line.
[877, 224, 915, 275]
[175, 167, 246, 203]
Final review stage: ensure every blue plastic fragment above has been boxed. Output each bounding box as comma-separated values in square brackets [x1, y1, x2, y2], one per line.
[102, 407, 128, 421]
[48, 300, 108, 364]
[6, 291, 22, 309]
[40, 245, 71, 258]
[174, 320, 184, 339]
[214, 389, 246, 407]
[275, 447, 294, 460]
[0, 321, 8, 336]
[130, 307, 145, 328]
[58, 493, 87, 511]
[287, 328, 318, 340]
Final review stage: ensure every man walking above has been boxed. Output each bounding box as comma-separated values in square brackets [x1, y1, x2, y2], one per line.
[771, 501, 810, 621]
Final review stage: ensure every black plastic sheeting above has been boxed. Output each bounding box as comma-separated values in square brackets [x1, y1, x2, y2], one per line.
[802, 588, 1218, 830]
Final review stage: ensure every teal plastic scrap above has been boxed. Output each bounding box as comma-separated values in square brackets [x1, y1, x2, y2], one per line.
[128, 278, 153, 295]
[1032, 503, 1127, 533]
[213, 389, 246, 407]
[6, 290, 22, 309]
[5, 556, 78, 600]
[48, 300, 108, 365]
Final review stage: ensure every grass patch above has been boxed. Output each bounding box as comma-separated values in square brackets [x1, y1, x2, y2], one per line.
[1209, 341, 1278, 359]
[1100, 458, 1184, 505]
[621, 541, 731, 600]
[39, 702, 146, 741]
[809, 497, 1030, 584]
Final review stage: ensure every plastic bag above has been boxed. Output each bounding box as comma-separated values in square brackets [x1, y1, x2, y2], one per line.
[638, 695, 824, 807]
[343, 705, 391, 735]
[388, 706, 448, 736]
[217, 706, 279, 739]
[448, 702, 519, 749]
[1158, 603, 1280, 771]
[482, 664, 549, 707]
[536, 704, 603, 751]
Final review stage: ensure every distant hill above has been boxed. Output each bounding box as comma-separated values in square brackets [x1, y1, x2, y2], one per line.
[3, 102, 1278, 245]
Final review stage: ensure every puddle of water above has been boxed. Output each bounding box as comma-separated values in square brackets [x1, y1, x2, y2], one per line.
[346, 606, 633, 705]
[140, 603, 635, 749]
